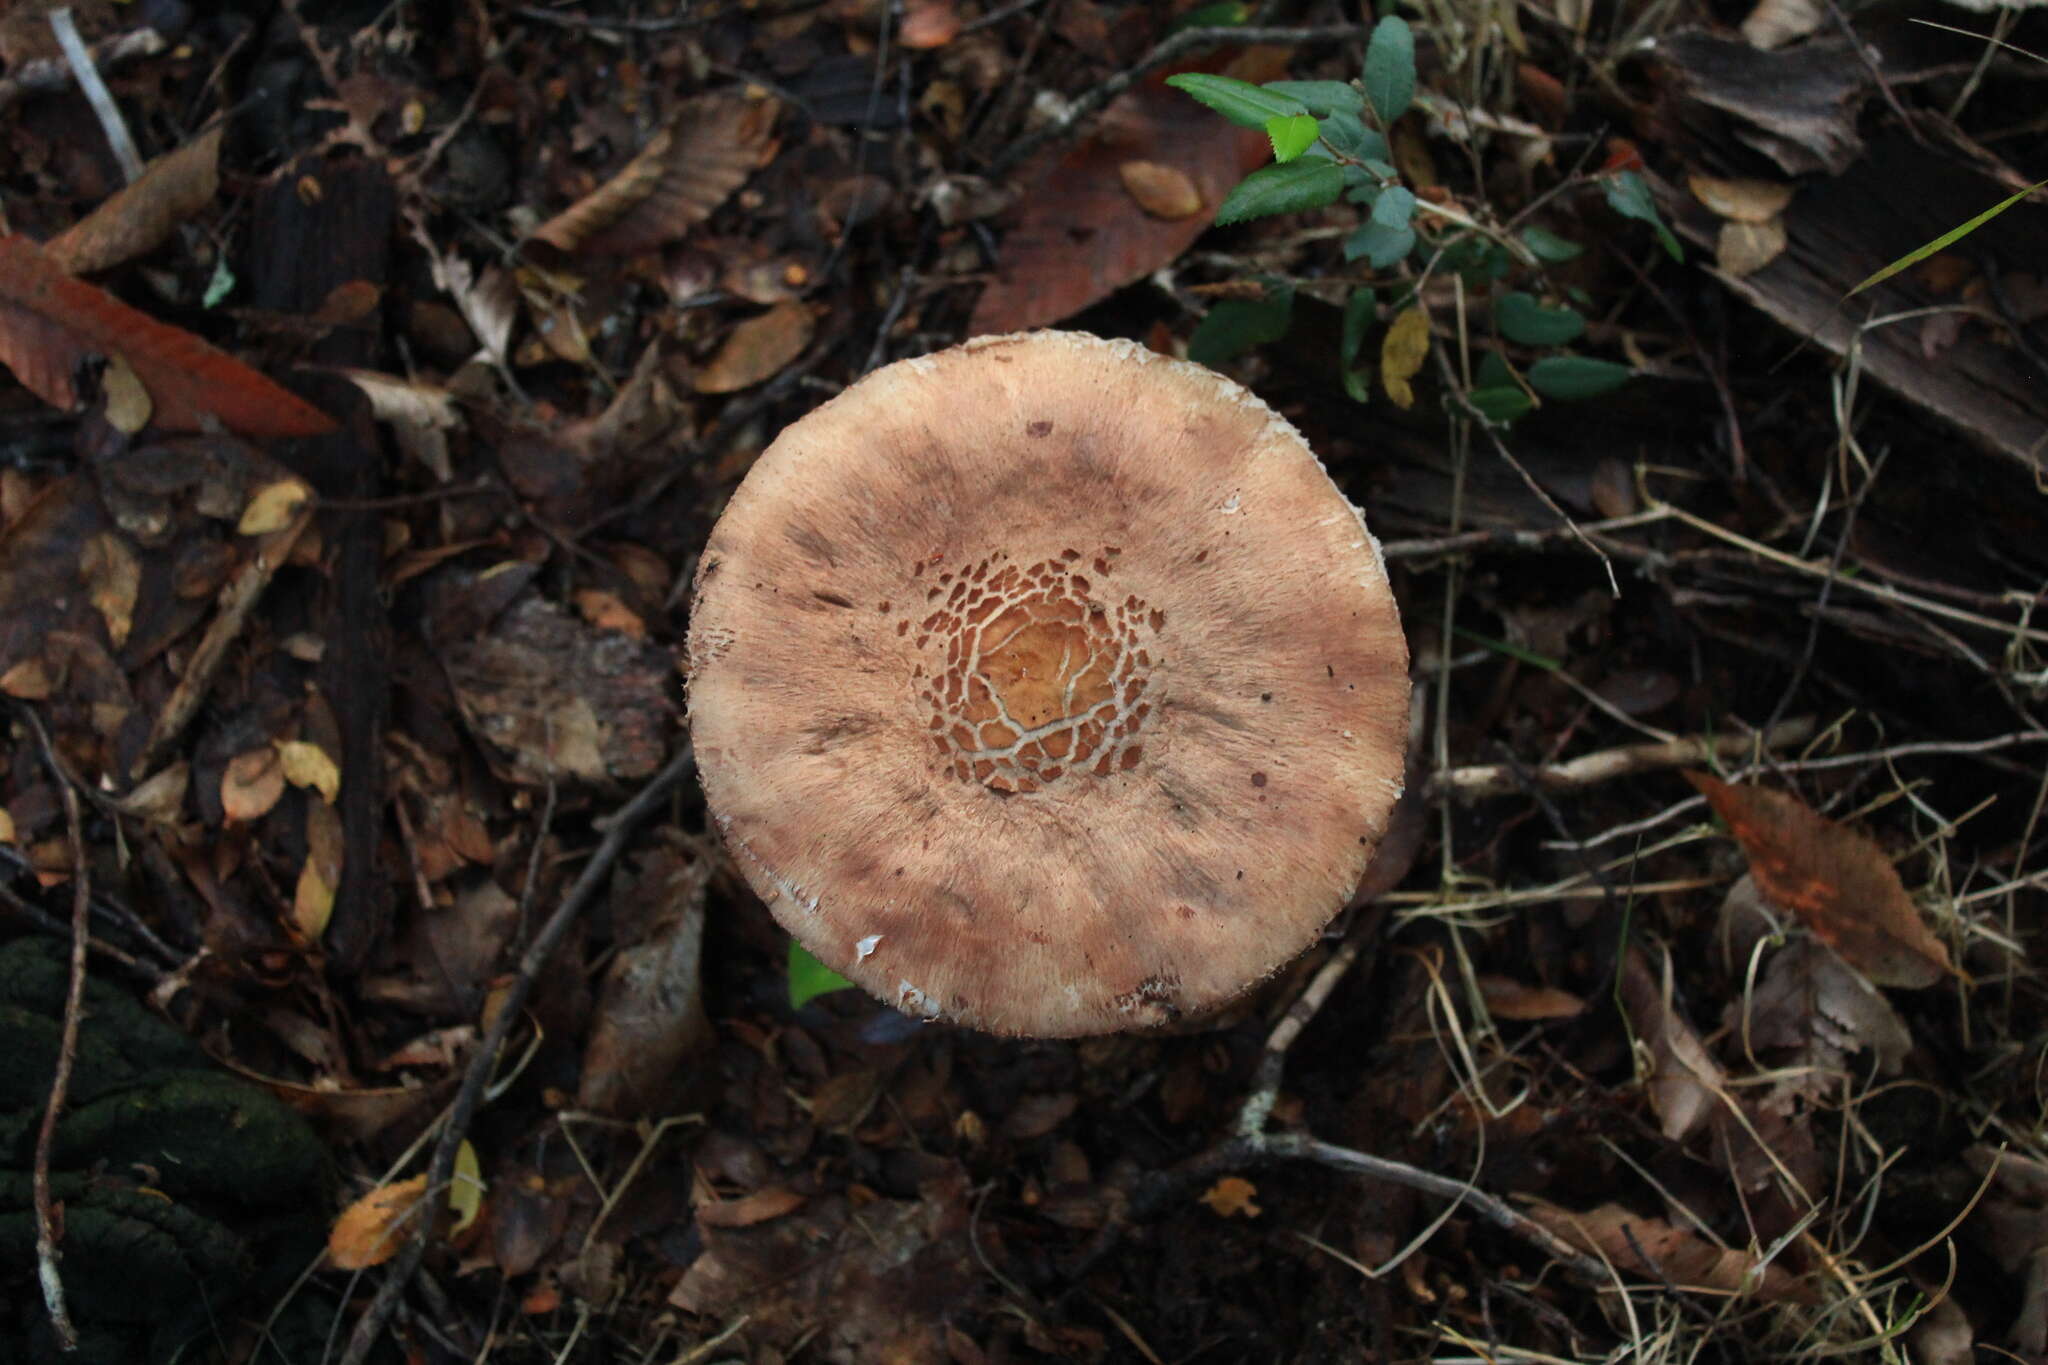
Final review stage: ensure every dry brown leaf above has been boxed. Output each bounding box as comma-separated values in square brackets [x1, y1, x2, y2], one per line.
[578, 849, 713, 1116]
[900, 0, 961, 48]
[45, 125, 224, 275]
[221, 746, 285, 823]
[1740, 0, 1824, 50]
[969, 49, 1285, 334]
[694, 301, 814, 393]
[1527, 1200, 1814, 1302]
[1118, 160, 1203, 219]
[0, 233, 336, 437]
[1617, 946, 1726, 1140]
[531, 96, 778, 256]
[572, 588, 646, 639]
[695, 1185, 807, 1229]
[1715, 219, 1787, 277]
[81, 531, 137, 648]
[1478, 974, 1587, 1020]
[1688, 773, 1953, 988]
[1688, 173, 1794, 224]
[329, 1175, 430, 1269]
[1199, 1176, 1261, 1219]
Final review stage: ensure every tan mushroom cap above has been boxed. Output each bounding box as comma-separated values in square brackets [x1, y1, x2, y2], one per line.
[686, 331, 1409, 1037]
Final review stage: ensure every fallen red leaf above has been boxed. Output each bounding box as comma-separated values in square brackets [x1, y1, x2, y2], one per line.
[969, 48, 1288, 334]
[0, 233, 337, 438]
[1687, 772, 1954, 989]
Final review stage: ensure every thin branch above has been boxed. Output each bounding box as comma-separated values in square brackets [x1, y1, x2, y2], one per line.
[338, 744, 696, 1365]
[24, 709, 86, 1351]
[1427, 716, 1818, 802]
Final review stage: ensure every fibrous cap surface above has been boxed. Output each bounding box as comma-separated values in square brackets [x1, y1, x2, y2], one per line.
[686, 330, 1409, 1036]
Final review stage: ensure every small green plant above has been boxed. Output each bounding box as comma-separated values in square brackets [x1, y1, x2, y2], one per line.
[1167, 15, 1676, 422]
[787, 938, 855, 1009]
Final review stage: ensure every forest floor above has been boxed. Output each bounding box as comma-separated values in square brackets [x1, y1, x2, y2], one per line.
[1, 0, 2046, 1362]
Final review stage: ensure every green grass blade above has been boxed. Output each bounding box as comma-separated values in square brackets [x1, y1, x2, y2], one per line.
[1846, 177, 2048, 297]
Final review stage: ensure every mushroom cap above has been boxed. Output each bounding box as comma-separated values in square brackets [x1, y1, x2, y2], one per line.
[686, 331, 1409, 1037]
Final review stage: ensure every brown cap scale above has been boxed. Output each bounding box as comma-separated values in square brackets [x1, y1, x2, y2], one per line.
[685, 331, 1409, 1037]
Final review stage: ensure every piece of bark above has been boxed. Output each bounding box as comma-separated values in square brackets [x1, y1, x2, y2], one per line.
[242, 155, 395, 972]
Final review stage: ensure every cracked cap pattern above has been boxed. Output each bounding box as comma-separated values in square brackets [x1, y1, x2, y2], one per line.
[686, 331, 1410, 1036]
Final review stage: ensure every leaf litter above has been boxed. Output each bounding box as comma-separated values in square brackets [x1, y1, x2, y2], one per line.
[0, 3, 2041, 1363]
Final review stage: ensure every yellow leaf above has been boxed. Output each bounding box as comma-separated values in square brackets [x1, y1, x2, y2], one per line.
[102, 352, 154, 434]
[277, 739, 341, 803]
[238, 478, 312, 536]
[449, 1140, 485, 1234]
[1380, 305, 1430, 410]
[0, 807, 14, 843]
[293, 800, 344, 941]
[1199, 1175, 1261, 1219]
[329, 1174, 429, 1269]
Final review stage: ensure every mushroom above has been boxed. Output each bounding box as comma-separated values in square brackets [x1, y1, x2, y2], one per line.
[685, 331, 1409, 1037]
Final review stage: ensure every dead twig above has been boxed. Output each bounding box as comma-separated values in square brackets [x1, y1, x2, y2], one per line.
[23, 708, 87, 1350]
[338, 743, 696, 1365]
[1236, 907, 1386, 1137]
[132, 504, 313, 780]
[0, 23, 165, 112]
[1427, 716, 1818, 802]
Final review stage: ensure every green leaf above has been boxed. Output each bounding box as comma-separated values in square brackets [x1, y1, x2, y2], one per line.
[1318, 111, 1388, 164]
[1372, 185, 1417, 229]
[1602, 171, 1682, 262]
[1475, 349, 1514, 388]
[1465, 385, 1534, 424]
[1214, 160, 1343, 225]
[1496, 292, 1586, 346]
[1519, 225, 1584, 263]
[1344, 219, 1415, 269]
[1189, 280, 1295, 367]
[1341, 288, 1377, 367]
[202, 255, 236, 308]
[1262, 80, 1364, 116]
[788, 939, 855, 1010]
[1363, 16, 1416, 125]
[1341, 365, 1374, 403]
[1266, 113, 1320, 163]
[1165, 73, 1307, 129]
[1528, 355, 1632, 400]
[1847, 176, 2048, 297]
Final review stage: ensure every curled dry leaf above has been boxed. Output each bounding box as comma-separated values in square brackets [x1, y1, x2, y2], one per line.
[694, 300, 814, 393]
[1617, 945, 1726, 1141]
[1687, 772, 1954, 988]
[0, 234, 337, 437]
[238, 478, 313, 536]
[1688, 173, 1795, 224]
[293, 798, 343, 940]
[45, 125, 224, 275]
[695, 1184, 808, 1229]
[531, 95, 779, 256]
[1119, 160, 1204, 220]
[221, 745, 286, 823]
[277, 738, 341, 803]
[330, 1174, 431, 1269]
[1526, 1200, 1815, 1302]
[1717, 219, 1787, 277]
